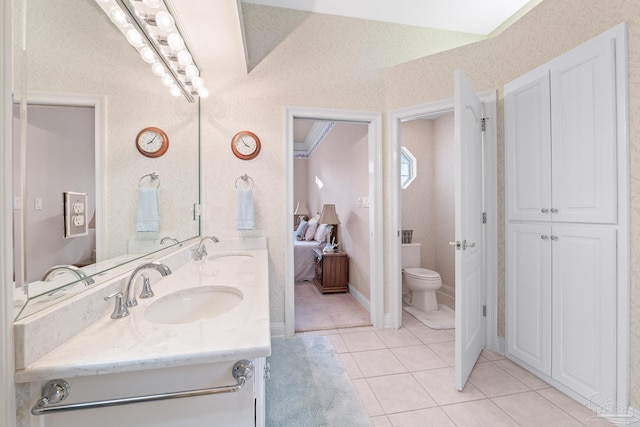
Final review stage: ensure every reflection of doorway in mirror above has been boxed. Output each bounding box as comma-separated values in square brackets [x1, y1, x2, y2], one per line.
[12, 103, 96, 284]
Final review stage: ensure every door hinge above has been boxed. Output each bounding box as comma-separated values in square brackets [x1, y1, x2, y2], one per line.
[481, 117, 489, 132]
[483, 305, 486, 317]
[482, 212, 487, 224]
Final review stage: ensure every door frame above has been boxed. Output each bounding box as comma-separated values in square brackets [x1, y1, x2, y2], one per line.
[284, 106, 384, 337]
[15, 93, 106, 264]
[388, 91, 499, 352]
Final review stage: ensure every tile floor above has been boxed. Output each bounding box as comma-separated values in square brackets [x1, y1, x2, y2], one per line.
[298, 311, 613, 426]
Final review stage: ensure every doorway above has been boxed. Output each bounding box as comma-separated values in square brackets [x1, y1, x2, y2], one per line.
[11, 93, 105, 289]
[284, 107, 383, 337]
[388, 93, 498, 352]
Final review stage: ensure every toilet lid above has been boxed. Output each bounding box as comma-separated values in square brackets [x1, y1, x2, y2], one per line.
[404, 267, 440, 280]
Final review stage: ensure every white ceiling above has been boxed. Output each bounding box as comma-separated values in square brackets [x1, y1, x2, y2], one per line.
[241, 0, 534, 35]
[171, 0, 540, 82]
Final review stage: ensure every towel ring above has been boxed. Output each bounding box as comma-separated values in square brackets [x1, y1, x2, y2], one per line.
[235, 174, 254, 189]
[139, 172, 160, 188]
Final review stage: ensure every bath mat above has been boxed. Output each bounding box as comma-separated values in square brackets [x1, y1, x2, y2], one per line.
[404, 304, 455, 330]
[266, 336, 371, 427]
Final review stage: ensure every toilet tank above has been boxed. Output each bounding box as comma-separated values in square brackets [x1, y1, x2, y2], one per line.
[401, 243, 421, 269]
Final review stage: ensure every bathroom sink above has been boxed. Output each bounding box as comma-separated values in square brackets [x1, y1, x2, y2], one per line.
[144, 286, 243, 325]
[208, 252, 253, 262]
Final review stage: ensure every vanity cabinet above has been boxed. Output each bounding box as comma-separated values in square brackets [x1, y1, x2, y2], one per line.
[505, 26, 624, 408]
[313, 248, 348, 293]
[20, 359, 266, 427]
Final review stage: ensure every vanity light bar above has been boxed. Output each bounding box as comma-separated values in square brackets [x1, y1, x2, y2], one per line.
[95, 0, 207, 103]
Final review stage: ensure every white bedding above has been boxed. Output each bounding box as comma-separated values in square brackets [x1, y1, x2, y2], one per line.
[294, 239, 322, 281]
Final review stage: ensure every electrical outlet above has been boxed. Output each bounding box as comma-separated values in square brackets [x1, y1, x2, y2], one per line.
[64, 192, 88, 238]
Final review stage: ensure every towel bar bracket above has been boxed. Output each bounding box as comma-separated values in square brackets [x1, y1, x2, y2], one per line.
[30, 360, 254, 415]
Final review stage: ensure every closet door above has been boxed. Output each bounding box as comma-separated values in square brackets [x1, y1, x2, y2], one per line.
[504, 70, 551, 222]
[506, 222, 552, 375]
[550, 36, 617, 224]
[551, 225, 616, 406]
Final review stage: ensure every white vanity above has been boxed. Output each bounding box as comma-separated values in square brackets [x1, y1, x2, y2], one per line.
[13, 238, 271, 427]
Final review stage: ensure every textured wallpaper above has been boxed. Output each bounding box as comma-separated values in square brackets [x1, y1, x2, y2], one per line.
[385, 0, 640, 407]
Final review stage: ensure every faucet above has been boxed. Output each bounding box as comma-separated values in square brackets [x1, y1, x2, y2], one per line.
[41, 265, 94, 287]
[160, 236, 179, 245]
[123, 262, 172, 308]
[193, 236, 219, 261]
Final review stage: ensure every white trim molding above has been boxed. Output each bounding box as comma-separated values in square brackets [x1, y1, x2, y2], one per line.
[284, 106, 383, 337]
[1, 0, 17, 425]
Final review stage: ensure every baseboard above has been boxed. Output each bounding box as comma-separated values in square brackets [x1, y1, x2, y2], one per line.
[347, 282, 370, 312]
[270, 323, 285, 338]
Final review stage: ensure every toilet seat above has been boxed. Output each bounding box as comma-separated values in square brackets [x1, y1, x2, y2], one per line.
[404, 268, 440, 281]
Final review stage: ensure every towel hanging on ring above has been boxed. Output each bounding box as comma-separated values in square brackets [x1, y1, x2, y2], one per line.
[236, 187, 254, 230]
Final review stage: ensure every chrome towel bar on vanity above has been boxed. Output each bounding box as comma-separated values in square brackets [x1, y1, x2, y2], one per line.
[30, 360, 254, 415]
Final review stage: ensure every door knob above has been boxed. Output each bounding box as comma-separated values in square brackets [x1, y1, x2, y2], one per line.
[449, 241, 461, 250]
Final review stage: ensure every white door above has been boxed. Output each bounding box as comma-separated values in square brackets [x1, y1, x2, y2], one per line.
[506, 222, 552, 375]
[504, 71, 552, 222]
[453, 70, 485, 391]
[550, 36, 617, 224]
[551, 225, 617, 406]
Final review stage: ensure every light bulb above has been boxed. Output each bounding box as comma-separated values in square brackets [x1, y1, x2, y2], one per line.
[177, 50, 192, 66]
[191, 76, 204, 88]
[170, 85, 182, 97]
[140, 47, 156, 63]
[109, 6, 128, 27]
[185, 65, 198, 78]
[142, 0, 163, 8]
[167, 32, 184, 51]
[151, 62, 166, 77]
[155, 11, 175, 32]
[197, 86, 209, 98]
[162, 75, 174, 87]
[126, 29, 144, 48]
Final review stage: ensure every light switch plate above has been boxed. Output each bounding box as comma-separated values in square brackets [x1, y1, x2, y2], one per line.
[64, 192, 88, 238]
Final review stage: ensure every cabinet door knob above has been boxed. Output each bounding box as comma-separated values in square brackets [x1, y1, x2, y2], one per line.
[541, 235, 549, 240]
[541, 208, 549, 214]
[550, 235, 558, 241]
[550, 208, 559, 214]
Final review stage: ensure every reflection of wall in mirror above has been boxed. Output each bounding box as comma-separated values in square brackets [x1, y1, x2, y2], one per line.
[12, 105, 96, 283]
[21, 0, 200, 263]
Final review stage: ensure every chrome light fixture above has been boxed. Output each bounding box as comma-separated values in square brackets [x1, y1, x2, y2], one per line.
[94, 0, 208, 102]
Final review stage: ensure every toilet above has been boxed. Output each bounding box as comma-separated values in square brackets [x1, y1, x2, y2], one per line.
[401, 243, 442, 312]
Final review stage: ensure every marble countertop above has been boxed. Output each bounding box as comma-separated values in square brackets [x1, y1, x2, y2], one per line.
[15, 247, 271, 384]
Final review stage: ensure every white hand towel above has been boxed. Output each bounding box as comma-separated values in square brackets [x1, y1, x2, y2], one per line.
[136, 187, 160, 232]
[236, 187, 254, 230]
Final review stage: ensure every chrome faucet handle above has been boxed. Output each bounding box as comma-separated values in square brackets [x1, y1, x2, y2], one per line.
[194, 236, 219, 260]
[104, 292, 129, 319]
[138, 273, 154, 299]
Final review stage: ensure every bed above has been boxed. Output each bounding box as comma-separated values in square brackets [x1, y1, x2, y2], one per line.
[294, 239, 323, 281]
[293, 217, 329, 281]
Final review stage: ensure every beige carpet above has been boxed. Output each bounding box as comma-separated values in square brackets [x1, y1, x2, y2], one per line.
[295, 282, 371, 332]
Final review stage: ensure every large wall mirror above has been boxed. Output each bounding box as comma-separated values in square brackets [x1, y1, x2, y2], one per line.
[12, 0, 200, 319]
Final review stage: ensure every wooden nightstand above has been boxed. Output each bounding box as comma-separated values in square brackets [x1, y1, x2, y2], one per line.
[313, 248, 349, 294]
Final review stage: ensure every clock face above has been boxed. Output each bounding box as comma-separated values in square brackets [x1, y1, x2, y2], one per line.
[231, 131, 261, 160]
[136, 127, 169, 158]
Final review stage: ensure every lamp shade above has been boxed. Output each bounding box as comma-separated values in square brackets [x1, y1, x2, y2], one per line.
[294, 201, 310, 216]
[318, 204, 340, 225]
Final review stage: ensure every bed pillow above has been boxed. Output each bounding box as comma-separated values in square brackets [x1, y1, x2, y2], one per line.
[294, 219, 308, 240]
[314, 223, 329, 243]
[304, 218, 319, 241]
